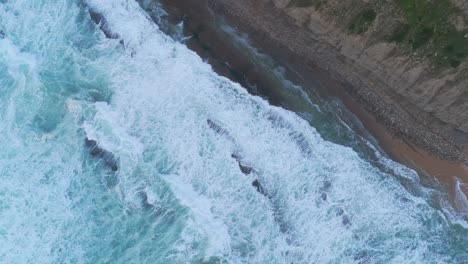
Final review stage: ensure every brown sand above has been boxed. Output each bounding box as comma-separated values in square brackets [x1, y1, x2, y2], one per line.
[337, 83, 468, 186]
[156, 0, 468, 205]
[321, 69, 468, 200]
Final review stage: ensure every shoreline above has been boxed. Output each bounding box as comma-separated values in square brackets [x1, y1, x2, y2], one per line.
[335, 79, 468, 184]
[154, 0, 468, 203]
[206, 0, 468, 162]
[207, 0, 468, 174]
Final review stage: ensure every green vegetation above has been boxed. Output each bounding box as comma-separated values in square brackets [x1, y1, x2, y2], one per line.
[395, 0, 468, 68]
[348, 8, 377, 34]
[288, 0, 467, 68]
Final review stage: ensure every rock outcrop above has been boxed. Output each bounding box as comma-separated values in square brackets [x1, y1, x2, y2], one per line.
[203, 0, 468, 161]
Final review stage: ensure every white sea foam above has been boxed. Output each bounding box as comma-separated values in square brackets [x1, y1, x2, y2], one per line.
[0, 0, 466, 263]
[82, 0, 462, 262]
[454, 177, 468, 214]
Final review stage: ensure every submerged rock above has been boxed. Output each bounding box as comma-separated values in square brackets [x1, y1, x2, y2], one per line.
[138, 190, 156, 210]
[231, 153, 254, 175]
[336, 207, 351, 227]
[230, 154, 264, 195]
[342, 215, 351, 226]
[323, 181, 332, 190]
[207, 118, 228, 136]
[81, 1, 119, 39]
[239, 163, 254, 175]
[321, 192, 327, 201]
[84, 138, 119, 172]
[252, 179, 266, 195]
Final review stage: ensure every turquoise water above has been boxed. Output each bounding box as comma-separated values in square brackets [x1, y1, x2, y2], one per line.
[0, 0, 467, 263]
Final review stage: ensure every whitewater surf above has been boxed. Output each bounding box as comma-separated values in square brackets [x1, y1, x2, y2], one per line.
[0, 0, 466, 263]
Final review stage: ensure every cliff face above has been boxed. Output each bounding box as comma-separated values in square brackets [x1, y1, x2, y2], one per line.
[279, 1, 467, 132]
[196, 0, 468, 161]
[160, 0, 468, 161]
[271, 0, 468, 151]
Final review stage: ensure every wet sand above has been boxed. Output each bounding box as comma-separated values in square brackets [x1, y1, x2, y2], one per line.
[360, 110, 468, 210]
[153, 0, 468, 208]
[334, 82, 468, 193]
[312, 57, 468, 203]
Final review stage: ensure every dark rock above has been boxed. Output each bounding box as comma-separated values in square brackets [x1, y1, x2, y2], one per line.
[0, 30, 4, 39]
[85, 138, 119, 172]
[252, 179, 265, 195]
[323, 180, 332, 190]
[206, 119, 236, 144]
[335, 208, 351, 226]
[289, 131, 313, 156]
[231, 154, 254, 175]
[138, 190, 155, 210]
[231, 153, 241, 160]
[207, 119, 225, 134]
[239, 163, 253, 174]
[342, 215, 351, 226]
[82, 1, 120, 39]
[321, 192, 327, 201]
[336, 208, 344, 216]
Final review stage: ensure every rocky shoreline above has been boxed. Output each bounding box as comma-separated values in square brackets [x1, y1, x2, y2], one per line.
[150, 0, 468, 212]
[148, 0, 468, 186]
[202, 0, 468, 164]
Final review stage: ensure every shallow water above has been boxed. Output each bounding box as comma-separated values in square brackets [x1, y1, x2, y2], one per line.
[0, 0, 467, 263]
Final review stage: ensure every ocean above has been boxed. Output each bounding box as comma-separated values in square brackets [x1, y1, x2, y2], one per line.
[0, 0, 466, 263]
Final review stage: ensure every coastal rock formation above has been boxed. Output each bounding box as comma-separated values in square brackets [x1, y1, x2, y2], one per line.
[278, 0, 468, 139]
[202, 0, 468, 161]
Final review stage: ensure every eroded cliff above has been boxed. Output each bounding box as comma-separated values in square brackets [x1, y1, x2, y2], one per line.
[274, 0, 468, 152]
[203, 0, 468, 161]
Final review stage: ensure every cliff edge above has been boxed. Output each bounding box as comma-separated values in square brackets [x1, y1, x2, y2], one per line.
[205, 0, 468, 162]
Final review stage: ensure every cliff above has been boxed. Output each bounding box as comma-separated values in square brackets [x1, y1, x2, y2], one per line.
[201, 0, 468, 162]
